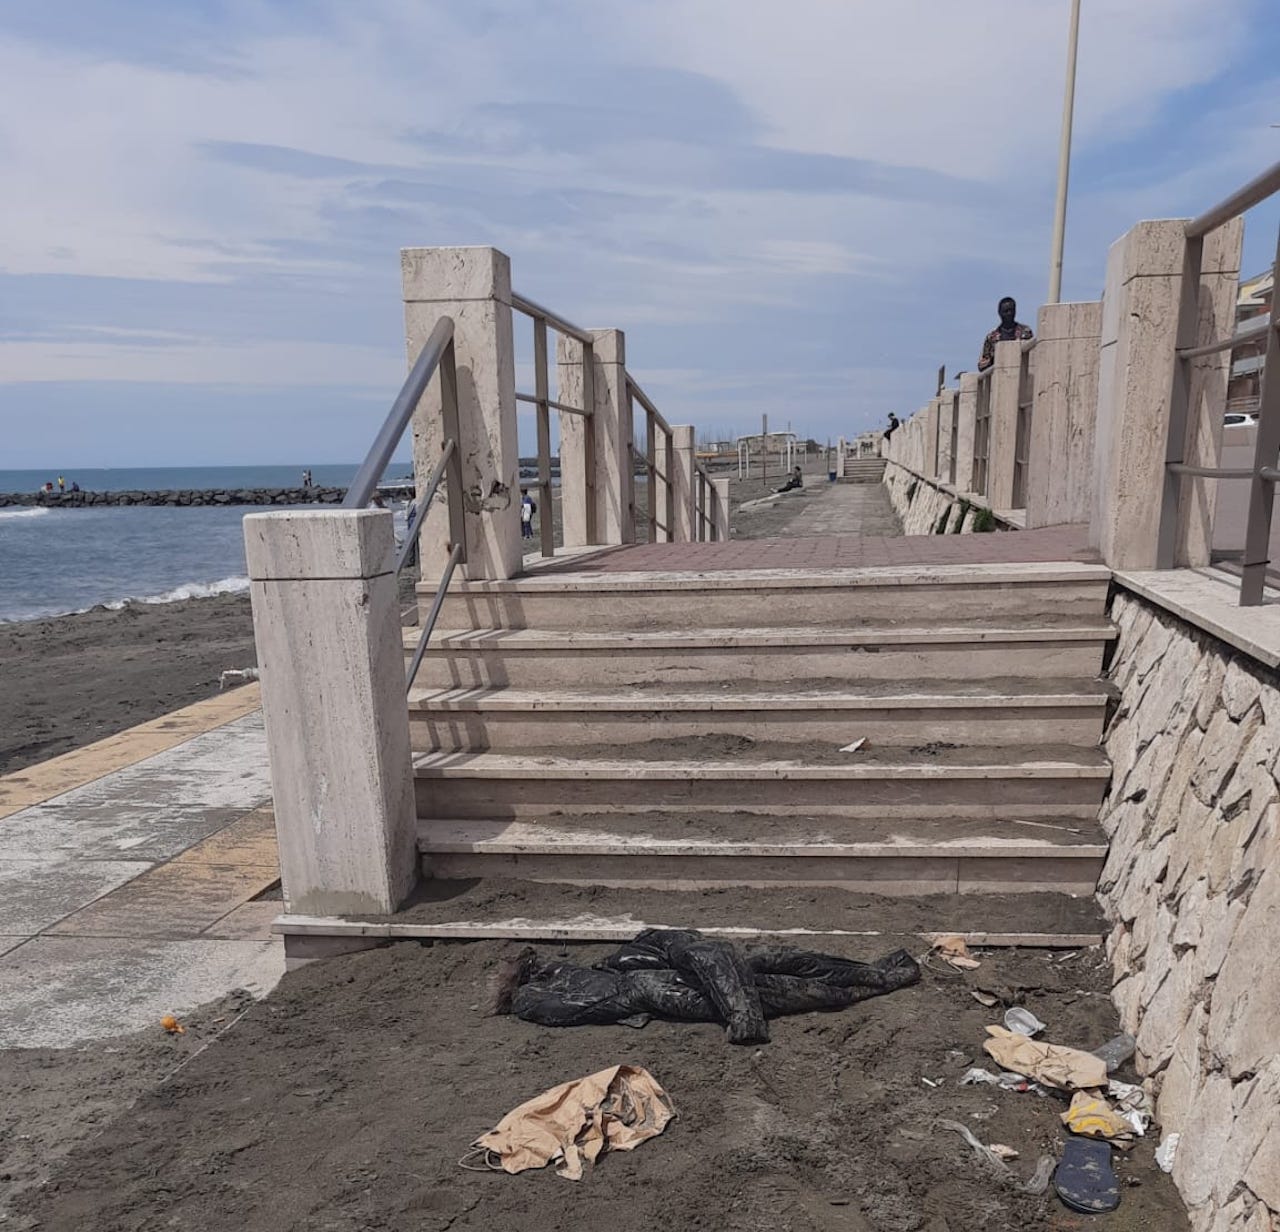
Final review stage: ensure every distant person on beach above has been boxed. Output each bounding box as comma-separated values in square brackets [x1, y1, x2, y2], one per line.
[302, 469, 312, 488]
[520, 489, 537, 540]
[977, 296, 1034, 371]
[57, 475, 65, 492]
[775, 466, 803, 494]
[70, 481, 80, 492]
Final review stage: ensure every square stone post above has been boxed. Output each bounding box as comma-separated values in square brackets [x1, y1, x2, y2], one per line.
[924, 396, 941, 479]
[987, 340, 1023, 509]
[712, 476, 731, 540]
[245, 509, 416, 917]
[401, 247, 521, 583]
[955, 373, 978, 493]
[557, 329, 633, 547]
[1027, 302, 1102, 528]
[936, 389, 956, 486]
[1091, 219, 1243, 569]
[672, 424, 697, 541]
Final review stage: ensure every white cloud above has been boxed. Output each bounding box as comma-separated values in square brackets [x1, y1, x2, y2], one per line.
[0, 0, 1273, 446]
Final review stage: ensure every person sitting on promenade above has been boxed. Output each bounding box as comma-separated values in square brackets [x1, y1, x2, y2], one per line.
[883, 412, 900, 444]
[977, 296, 1033, 371]
[775, 466, 804, 494]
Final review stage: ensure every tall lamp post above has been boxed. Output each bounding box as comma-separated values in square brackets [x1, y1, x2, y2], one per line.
[1048, 0, 1082, 304]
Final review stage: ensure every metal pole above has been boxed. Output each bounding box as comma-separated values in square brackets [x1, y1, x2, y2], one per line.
[1047, 0, 1081, 304]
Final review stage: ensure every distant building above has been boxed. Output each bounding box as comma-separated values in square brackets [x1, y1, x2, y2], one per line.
[1227, 268, 1273, 415]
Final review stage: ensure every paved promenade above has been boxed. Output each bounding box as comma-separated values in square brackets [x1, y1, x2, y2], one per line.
[0, 686, 281, 1047]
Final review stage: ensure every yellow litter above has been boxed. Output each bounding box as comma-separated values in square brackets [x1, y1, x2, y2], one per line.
[1061, 1091, 1137, 1140]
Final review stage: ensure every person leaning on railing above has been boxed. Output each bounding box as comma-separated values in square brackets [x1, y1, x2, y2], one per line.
[977, 296, 1034, 371]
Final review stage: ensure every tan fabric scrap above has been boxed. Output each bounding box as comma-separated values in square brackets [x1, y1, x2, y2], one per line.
[473, 1064, 675, 1181]
[982, 1026, 1107, 1091]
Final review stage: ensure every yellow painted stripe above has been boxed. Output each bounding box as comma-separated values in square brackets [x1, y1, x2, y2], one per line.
[0, 684, 262, 819]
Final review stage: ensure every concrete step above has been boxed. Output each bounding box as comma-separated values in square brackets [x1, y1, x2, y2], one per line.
[421, 561, 1112, 632]
[407, 681, 1109, 751]
[404, 622, 1116, 689]
[274, 880, 1108, 948]
[416, 816, 1107, 895]
[413, 746, 1111, 820]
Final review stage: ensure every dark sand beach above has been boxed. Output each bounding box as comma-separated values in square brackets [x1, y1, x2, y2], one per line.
[0, 593, 259, 775]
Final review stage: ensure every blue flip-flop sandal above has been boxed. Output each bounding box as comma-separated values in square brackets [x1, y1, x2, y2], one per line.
[1054, 1137, 1120, 1214]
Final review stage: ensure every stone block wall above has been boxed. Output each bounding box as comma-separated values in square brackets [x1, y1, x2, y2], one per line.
[882, 461, 1020, 535]
[1100, 590, 1280, 1232]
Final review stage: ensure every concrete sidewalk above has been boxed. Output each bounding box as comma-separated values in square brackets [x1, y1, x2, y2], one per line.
[0, 685, 283, 1048]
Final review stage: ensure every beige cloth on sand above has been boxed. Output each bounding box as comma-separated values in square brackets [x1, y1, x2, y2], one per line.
[473, 1065, 675, 1181]
[983, 1025, 1107, 1091]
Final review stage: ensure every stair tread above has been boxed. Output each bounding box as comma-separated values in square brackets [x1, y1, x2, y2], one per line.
[418, 559, 1112, 595]
[275, 878, 1106, 944]
[417, 816, 1108, 857]
[414, 746, 1111, 779]
[407, 623, 1117, 650]
[408, 678, 1110, 710]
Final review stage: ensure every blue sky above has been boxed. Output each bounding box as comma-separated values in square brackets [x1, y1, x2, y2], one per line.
[3, 0, 1279, 467]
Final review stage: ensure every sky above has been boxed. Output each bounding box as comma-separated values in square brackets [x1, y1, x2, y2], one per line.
[3, 0, 1279, 468]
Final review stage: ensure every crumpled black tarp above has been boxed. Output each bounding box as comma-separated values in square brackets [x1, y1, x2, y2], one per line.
[492, 928, 920, 1046]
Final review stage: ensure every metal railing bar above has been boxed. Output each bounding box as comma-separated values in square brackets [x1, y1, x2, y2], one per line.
[1261, 467, 1280, 483]
[345, 317, 454, 509]
[1177, 313, 1274, 360]
[1167, 463, 1259, 480]
[533, 316, 554, 559]
[515, 392, 592, 417]
[394, 438, 455, 573]
[510, 292, 593, 345]
[404, 541, 463, 693]
[1186, 160, 1280, 239]
[626, 375, 672, 435]
[1021, 337, 1038, 354]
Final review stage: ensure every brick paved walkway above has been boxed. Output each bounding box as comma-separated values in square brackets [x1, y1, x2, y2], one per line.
[538, 524, 1097, 575]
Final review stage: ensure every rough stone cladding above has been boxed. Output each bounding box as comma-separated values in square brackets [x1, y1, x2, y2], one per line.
[1101, 591, 1280, 1232]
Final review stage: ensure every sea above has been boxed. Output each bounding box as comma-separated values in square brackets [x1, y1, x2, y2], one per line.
[0, 464, 413, 623]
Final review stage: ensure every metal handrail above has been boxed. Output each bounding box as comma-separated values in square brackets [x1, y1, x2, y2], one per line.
[1157, 159, 1280, 605]
[404, 542, 464, 690]
[394, 438, 455, 573]
[515, 393, 592, 418]
[1186, 159, 1280, 239]
[510, 291, 593, 345]
[1020, 336, 1038, 354]
[626, 375, 672, 436]
[1176, 313, 1274, 361]
[344, 316, 455, 509]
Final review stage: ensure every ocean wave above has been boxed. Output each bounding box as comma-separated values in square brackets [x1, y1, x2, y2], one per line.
[102, 575, 251, 609]
[0, 506, 52, 520]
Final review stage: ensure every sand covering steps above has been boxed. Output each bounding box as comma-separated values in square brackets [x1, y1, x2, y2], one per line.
[281, 557, 1116, 950]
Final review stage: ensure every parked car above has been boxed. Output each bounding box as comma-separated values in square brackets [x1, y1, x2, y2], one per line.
[1225, 412, 1260, 427]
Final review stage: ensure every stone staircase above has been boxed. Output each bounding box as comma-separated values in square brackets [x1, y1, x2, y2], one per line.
[404, 557, 1114, 937]
[842, 455, 886, 482]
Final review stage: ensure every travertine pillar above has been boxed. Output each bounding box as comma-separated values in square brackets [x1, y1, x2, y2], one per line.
[955, 372, 978, 492]
[1027, 302, 1102, 528]
[936, 390, 957, 486]
[924, 396, 941, 479]
[401, 247, 521, 583]
[712, 476, 731, 540]
[557, 329, 633, 547]
[672, 424, 696, 541]
[244, 509, 416, 916]
[988, 340, 1023, 509]
[1091, 219, 1243, 569]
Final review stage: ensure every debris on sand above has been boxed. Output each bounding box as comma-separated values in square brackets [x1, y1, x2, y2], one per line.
[465, 1065, 675, 1181]
[490, 928, 921, 1046]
